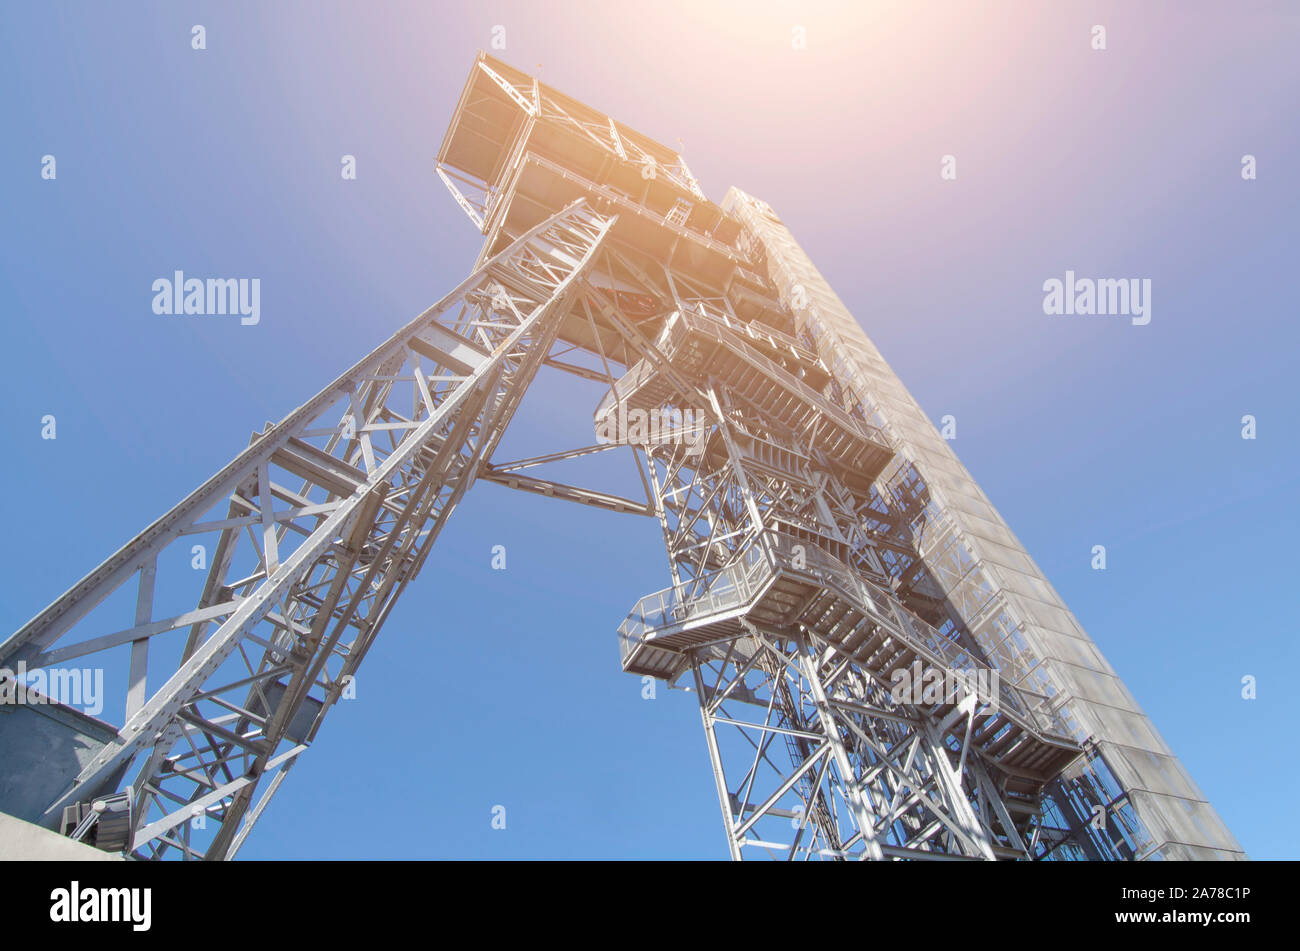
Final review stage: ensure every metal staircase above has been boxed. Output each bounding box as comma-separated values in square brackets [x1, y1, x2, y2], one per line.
[596, 305, 892, 488]
[619, 530, 1080, 788]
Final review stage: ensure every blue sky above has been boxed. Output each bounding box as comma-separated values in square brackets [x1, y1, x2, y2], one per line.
[1, 1, 1295, 859]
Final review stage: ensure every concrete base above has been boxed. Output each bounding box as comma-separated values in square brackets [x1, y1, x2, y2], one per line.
[0, 811, 124, 861]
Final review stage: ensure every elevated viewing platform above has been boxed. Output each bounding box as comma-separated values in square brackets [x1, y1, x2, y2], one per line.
[618, 531, 1080, 787]
[437, 54, 780, 365]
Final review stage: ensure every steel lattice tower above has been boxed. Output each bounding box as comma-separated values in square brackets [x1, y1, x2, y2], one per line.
[0, 54, 1244, 861]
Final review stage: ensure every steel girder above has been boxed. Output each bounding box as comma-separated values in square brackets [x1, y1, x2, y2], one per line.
[0, 201, 613, 859]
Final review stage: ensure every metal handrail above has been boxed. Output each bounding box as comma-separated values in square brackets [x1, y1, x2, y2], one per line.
[618, 530, 1072, 741]
[671, 308, 889, 450]
[684, 300, 820, 366]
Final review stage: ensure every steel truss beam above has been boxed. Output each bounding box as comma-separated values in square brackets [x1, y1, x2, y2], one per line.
[0, 201, 614, 859]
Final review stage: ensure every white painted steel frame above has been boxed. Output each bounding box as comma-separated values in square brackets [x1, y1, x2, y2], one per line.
[0, 201, 614, 859]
